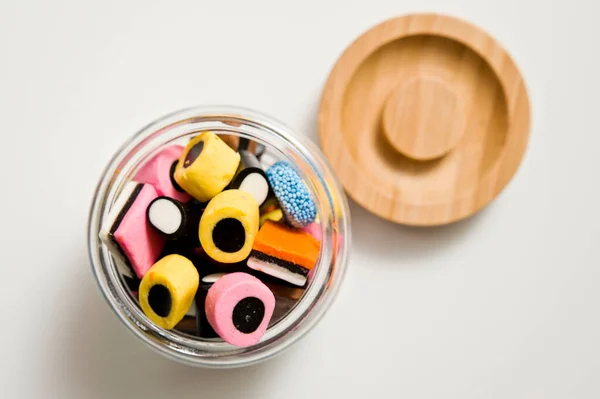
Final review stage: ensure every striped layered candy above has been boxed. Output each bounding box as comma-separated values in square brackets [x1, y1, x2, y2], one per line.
[247, 220, 320, 287]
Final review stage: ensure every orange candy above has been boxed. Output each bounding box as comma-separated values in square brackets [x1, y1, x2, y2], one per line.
[252, 221, 320, 270]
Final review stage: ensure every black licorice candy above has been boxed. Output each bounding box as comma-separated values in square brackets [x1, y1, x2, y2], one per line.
[159, 239, 192, 258]
[235, 137, 265, 159]
[123, 275, 141, 293]
[194, 273, 228, 338]
[174, 316, 197, 335]
[146, 196, 202, 241]
[229, 150, 270, 206]
[188, 249, 248, 274]
[169, 160, 186, 193]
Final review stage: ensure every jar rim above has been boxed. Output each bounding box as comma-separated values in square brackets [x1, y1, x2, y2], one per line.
[87, 105, 351, 367]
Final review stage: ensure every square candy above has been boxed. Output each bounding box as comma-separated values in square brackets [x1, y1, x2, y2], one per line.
[100, 182, 166, 278]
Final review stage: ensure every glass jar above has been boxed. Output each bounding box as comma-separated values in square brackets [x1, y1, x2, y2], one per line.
[87, 105, 351, 368]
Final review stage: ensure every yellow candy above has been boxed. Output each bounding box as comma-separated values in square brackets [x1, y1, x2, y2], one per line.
[139, 254, 199, 330]
[259, 208, 283, 226]
[199, 190, 259, 263]
[174, 131, 241, 202]
[259, 196, 279, 213]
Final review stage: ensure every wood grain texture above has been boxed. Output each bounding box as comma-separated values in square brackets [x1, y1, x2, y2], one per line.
[382, 76, 466, 161]
[318, 13, 531, 226]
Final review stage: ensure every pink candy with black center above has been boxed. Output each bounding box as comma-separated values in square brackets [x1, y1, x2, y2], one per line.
[134, 145, 191, 203]
[205, 272, 275, 347]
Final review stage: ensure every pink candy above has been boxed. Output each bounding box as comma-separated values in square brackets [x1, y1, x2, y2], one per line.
[303, 223, 347, 285]
[302, 222, 322, 241]
[114, 184, 165, 278]
[100, 182, 166, 278]
[135, 145, 191, 203]
[205, 273, 275, 347]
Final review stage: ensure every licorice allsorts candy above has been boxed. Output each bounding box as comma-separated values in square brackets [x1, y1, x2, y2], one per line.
[259, 196, 278, 213]
[194, 273, 228, 338]
[302, 222, 322, 241]
[259, 208, 283, 227]
[174, 316, 197, 335]
[254, 143, 266, 159]
[174, 132, 240, 202]
[123, 275, 141, 293]
[229, 150, 269, 206]
[134, 145, 191, 203]
[301, 222, 343, 266]
[247, 220, 320, 287]
[205, 272, 275, 347]
[236, 137, 266, 159]
[158, 238, 192, 258]
[188, 198, 208, 213]
[146, 196, 202, 241]
[139, 254, 199, 330]
[266, 161, 316, 228]
[202, 272, 228, 284]
[199, 190, 259, 264]
[219, 135, 265, 158]
[99, 182, 166, 279]
[188, 247, 249, 274]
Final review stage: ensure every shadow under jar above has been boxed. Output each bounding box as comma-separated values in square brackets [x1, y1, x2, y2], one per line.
[87, 105, 351, 368]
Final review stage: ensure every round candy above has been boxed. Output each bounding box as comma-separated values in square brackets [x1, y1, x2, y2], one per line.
[146, 196, 202, 241]
[147, 197, 186, 238]
[199, 190, 259, 263]
[139, 254, 199, 330]
[174, 131, 241, 202]
[266, 161, 316, 228]
[229, 151, 269, 206]
[205, 272, 275, 347]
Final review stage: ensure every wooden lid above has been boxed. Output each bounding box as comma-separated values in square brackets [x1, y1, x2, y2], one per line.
[318, 14, 531, 226]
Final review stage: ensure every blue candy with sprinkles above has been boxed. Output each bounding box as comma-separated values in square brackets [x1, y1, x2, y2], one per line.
[266, 161, 317, 228]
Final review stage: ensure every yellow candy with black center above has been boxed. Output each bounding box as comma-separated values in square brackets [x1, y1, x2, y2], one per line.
[174, 132, 241, 202]
[139, 254, 199, 330]
[199, 190, 259, 263]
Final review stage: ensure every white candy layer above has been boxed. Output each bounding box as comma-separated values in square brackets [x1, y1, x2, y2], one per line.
[202, 273, 228, 284]
[148, 198, 182, 235]
[247, 257, 307, 287]
[239, 172, 269, 206]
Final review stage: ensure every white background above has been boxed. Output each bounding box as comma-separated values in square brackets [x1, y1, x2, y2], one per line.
[0, 0, 598, 398]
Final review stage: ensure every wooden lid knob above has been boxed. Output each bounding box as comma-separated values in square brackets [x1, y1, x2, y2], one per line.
[382, 76, 466, 161]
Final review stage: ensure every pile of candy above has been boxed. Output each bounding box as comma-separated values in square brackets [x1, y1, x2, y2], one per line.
[99, 132, 321, 347]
